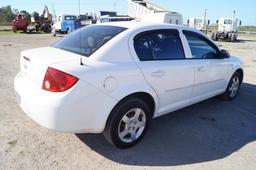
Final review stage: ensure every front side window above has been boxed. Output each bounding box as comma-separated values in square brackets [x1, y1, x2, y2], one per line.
[52, 25, 127, 57]
[195, 19, 203, 24]
[134, 30, 185, 61]
[183, 31, 219, 59]
[224, 19, 232, 25]
[100, 18, 109, 23]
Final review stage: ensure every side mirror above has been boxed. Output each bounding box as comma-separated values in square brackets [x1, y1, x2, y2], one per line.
[187, 19, 189, 24]
[208, 20, 210, 25]
[216, 20, 219, 24]
[239, 21, 242, 26]
[218, 49, 230, 59]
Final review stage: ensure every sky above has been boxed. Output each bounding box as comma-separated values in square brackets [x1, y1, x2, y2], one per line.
[1, 0, 256, 25]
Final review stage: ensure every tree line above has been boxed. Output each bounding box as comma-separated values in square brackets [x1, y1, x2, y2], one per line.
[0, 5, 39, 26]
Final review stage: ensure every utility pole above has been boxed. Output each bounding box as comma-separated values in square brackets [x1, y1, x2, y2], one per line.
[114, 1, 117, 13]
[51, 3, 56, 22]
[203, 8, 207, 33]
[232, 10, 236, 28]
[78, 0, 81, 16]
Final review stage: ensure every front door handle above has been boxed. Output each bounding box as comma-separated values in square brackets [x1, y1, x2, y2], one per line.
[151, 70, 166, 78]
[197, 66, 206, 72]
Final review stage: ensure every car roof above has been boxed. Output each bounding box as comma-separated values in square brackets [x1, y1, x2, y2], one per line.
[97, 21, 207, 39]
[98, 21, 189, 30]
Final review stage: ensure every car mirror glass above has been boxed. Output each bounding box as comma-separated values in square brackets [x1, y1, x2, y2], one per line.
[218, 49, 230, 59]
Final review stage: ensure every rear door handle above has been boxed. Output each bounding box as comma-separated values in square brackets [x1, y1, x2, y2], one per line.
[151, 70, 166, 78]
[197, 66, 206, 72]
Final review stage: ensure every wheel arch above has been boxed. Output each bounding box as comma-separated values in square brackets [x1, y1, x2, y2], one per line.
[235, 68, 244, 82]
[119, 92, 156, 116]
[104, 91, 158, 132]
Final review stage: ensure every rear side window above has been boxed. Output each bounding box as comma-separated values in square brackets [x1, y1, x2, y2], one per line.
[183, 30, 219, 59]
[134, 30, 185, 61]
[52, 25, 127, 57]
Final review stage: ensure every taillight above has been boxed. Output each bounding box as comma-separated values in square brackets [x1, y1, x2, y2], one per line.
[42, 67, 78, 92]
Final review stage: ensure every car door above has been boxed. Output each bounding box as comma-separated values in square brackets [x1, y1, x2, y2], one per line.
[182, 30, 230, 101]
[132, 29, 194, 116]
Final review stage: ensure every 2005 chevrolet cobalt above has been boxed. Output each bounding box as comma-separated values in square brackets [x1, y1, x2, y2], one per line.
[14, 22, 243, 148]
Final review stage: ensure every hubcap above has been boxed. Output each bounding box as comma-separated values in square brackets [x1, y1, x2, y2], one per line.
[118, 108, 146, 143]
[229, 76, 240, 98]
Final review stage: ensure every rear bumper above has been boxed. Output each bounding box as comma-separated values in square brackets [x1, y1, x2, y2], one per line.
[14, 72, 117, 133]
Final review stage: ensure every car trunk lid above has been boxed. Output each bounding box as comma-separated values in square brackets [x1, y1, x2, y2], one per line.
[19, 47, 85, 90]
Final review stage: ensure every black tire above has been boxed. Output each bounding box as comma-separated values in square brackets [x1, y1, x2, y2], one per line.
[211, 31, 218, 41]
[211, 32, 215, 39]
[103, 98, 152, 149]
[51, 28, 56, 37]
[67, 28, 72, 34]
[230, 33, 236, 42]
[227, 33, 232, 42]
[221, 71, 242, 100]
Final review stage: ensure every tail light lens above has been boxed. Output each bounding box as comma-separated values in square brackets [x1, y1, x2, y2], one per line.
[42, 67, 78, 92]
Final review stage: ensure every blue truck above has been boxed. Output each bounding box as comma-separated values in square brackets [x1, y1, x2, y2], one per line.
[51, 15, 82, 36]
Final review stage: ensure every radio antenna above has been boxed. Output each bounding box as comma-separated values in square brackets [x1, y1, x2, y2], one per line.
[78, 0, 84, 65]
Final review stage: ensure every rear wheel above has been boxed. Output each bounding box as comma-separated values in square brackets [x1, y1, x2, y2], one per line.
[103, 98, 151, 149]
[221, 71, 242, 100]
[23, 27, 27, 33]
[211, 31, 218, 41]
[12, 25, 17, 33]
[230, 33, 236, 42]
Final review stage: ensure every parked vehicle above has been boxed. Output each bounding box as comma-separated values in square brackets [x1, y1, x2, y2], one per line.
[188, 17, 210, 32]
[51, 15, 81, 36]
[140, 12, 183, 25]
[12, 14, 28, 33]
[128, 0, 183, 25]
[97, 15, 134, 23]
[79, 14, 97, 26]
[30, 5, 52, 33]
[14, 22, 244, 148]
[211, 17, 241, 42]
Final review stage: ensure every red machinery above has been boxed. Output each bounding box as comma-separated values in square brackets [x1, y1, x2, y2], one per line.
[12, 14, 28, 33]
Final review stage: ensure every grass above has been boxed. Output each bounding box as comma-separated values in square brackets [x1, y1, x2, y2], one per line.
[0, 30, 50, 36]
[0, 31, 25, 36]
[239, 26, 256, 32]
[239, 34, 256, 40]
[208, 25, 256, 32]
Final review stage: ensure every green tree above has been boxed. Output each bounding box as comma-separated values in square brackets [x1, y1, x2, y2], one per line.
[0, 5, 15, 25]
[20, 10, 31, 24]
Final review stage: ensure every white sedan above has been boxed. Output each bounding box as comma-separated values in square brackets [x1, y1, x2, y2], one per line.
[14, 22, 243, 148]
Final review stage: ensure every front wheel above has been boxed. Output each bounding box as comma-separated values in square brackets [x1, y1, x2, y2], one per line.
[67, 28, 72, 34]
[103, 98, 151, 149]
[221, 71, 242, 100]
[51, 28, 56, 37]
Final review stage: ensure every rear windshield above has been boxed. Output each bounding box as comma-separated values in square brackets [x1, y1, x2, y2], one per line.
[52, 25, 127, 57]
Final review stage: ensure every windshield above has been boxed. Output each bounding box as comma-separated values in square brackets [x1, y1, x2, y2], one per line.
[195, 19, 203, 24]
[224, 19, 232, 25]
[64, 15, 77, 20]
[52, 25, 127, 57]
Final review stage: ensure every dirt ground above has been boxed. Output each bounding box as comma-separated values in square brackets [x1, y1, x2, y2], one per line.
[0, 33, 256, 170]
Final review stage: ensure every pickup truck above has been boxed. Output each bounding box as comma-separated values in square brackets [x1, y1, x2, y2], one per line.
[51, 15, 81, 36]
